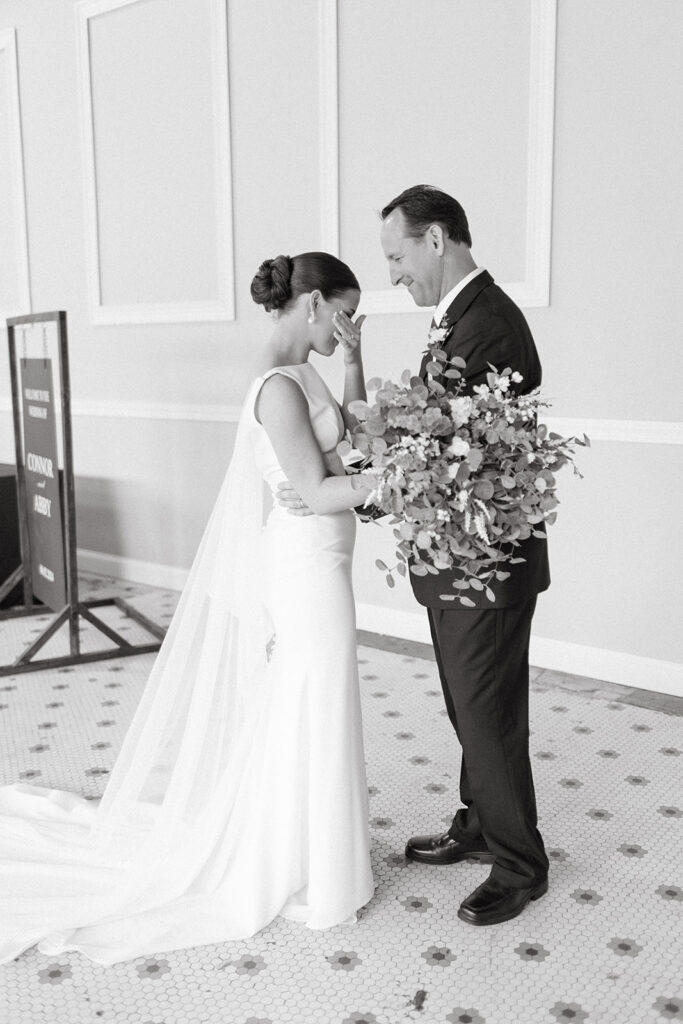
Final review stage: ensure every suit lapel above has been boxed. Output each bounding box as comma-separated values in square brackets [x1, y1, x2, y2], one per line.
[441, 269, 493, 328]
[420, 270, 494, 380]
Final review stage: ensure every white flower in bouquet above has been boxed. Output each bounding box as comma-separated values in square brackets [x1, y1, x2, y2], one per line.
[448, 396, 473, 427]
[448, 436, 470, 458]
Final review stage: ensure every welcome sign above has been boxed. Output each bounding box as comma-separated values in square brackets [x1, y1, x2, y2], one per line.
[20, 359, 67, 610]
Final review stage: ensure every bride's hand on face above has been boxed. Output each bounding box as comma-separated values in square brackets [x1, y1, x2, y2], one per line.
[333, 312, 366, 365]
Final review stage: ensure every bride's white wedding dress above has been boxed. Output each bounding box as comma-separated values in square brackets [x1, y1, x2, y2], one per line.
[0, 363, 374, 966]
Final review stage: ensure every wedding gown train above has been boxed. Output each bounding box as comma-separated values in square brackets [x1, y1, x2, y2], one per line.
[0, 363, 374, 965]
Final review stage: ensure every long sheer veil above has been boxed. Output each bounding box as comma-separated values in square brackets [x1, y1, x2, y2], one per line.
[0, 379, 275, 963]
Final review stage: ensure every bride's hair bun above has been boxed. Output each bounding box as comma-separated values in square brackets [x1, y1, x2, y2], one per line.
[250, 255, 294, 311]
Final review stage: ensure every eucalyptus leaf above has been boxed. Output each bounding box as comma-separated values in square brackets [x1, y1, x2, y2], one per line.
[473, 479, 494, 500]
[467, 448, 484, 471]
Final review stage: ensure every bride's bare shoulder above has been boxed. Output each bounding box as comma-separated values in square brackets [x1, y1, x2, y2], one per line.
[254, 371, 306, 426]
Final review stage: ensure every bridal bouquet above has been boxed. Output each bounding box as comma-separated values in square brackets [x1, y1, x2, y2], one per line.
[340, 349, 588, 605]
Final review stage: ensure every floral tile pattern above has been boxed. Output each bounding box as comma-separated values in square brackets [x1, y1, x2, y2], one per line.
[0, 573, 681, 1024]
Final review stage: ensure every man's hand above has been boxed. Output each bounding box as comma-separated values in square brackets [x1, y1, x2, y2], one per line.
[276, 481, 314, 516]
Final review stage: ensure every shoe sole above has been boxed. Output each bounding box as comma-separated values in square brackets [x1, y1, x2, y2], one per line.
[405, 848, 495, 866]
[457, 878, 548, 926]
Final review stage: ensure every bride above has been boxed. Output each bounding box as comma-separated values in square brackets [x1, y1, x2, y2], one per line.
[0, 251, 376, 965]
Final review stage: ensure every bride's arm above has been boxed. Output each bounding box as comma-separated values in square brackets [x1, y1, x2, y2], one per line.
[256, 375, 374, 516]
[335, 311, 367, 431]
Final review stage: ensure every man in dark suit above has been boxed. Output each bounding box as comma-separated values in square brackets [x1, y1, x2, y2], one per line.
[380, 185, 550, 925]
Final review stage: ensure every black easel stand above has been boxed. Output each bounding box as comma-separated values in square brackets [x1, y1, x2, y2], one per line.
[0, 312, 165, 677]
[0, 594, 165, 677]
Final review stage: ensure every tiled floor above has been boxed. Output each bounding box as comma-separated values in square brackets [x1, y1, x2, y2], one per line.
[0, 574, 681, 1024]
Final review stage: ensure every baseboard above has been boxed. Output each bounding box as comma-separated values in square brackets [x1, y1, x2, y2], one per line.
[77, 549, 682, 699]
[78, 548, 190, 593]
[355, 602, 682, 699]
[525, 636, 682, 699]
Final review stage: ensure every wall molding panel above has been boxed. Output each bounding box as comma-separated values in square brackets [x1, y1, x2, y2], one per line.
[320, 0, 557, 315]
[75, 0, 234, 325]
[0, 26, 32, 321]
[318, 0, 339, 257]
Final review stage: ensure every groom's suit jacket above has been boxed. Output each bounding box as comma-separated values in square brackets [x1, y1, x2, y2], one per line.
[411, 270, 551, 610]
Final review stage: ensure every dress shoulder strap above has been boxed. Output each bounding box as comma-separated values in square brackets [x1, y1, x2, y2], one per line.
[252, 365, 313, 424]
[260, 364, 311, 385]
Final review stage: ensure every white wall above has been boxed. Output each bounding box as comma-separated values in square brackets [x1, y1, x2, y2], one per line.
[1, 0, 681, 695]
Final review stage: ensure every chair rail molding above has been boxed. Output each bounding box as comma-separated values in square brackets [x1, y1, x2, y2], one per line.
[0, 396, 681, 445]
[75, 0, 234, 326]
[0, 26, 32, 321]
[318, 0, 557, 315]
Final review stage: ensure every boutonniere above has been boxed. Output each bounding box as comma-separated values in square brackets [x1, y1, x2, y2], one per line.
[427, 322, 451, 346]
[423, 320, 454, 363]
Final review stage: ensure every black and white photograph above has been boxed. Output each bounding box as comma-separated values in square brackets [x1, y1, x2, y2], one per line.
[0, 2, 681, 1023]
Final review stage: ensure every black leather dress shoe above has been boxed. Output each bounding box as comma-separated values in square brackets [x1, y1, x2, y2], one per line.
[457, 875, 548, 925]
[405, 831, 495, 865]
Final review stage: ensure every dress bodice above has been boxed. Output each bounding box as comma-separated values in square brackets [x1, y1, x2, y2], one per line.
[250, 363, 345, 495]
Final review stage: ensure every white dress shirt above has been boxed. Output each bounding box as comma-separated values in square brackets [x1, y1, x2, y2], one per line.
[433, 266, 486, 326]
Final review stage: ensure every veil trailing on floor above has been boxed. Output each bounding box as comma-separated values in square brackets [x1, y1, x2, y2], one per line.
[0, 380, 276, 964]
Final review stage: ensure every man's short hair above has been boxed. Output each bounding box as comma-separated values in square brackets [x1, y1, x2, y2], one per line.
[381, 185, 472, 248]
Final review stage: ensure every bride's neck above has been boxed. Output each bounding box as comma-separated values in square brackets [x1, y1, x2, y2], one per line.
[265, 319, 311, 367]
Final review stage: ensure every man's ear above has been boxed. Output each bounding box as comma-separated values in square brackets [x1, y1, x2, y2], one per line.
[427, 223, 446, 255]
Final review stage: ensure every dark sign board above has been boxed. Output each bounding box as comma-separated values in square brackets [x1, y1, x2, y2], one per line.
[19, 359, 67, 610]
[3, 311, 164, 676]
